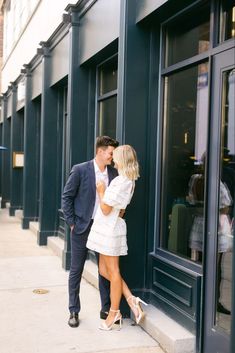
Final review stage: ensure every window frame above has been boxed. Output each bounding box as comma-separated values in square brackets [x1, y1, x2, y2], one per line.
[95, 53, 118, 139]
[154, 0, 235, 272]
[153, 1, 218, 273]
[218, 0, 235, 43]
[61, 86, 68, 192]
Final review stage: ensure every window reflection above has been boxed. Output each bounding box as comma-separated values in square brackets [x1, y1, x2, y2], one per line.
[165, 6, 210, 67]
[216, 69, 235, 333]
[220, 0, 235, 42]
[161, 63, 209, 262]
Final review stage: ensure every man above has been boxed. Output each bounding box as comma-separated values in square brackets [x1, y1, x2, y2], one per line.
[62, 136, 119, 327]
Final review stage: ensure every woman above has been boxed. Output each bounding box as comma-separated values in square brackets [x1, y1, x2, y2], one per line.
[188, 170, 233, 254]
[86, 145, 147, 330]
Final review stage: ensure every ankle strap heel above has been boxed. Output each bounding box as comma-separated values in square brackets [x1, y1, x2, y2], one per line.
[99, 309, 122, 331]
[127, 295, 147, 325]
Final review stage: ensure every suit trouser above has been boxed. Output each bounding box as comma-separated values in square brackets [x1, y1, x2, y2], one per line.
[69, 224, 110, 313]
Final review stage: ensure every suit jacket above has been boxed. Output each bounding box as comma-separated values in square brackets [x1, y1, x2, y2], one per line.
[62, 160, 118, 234]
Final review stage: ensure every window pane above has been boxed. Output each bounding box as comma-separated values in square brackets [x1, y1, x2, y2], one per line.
[220, 0, 235, 42]
[165, 7, 210, 67]
[98, 58, 118, 96]
[216, 69, 235, 331]
[98, 96, 117, 138]
[160, 63, 209, 262]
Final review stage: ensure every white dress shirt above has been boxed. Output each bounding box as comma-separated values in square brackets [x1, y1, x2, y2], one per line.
[92, 159, 109, 219]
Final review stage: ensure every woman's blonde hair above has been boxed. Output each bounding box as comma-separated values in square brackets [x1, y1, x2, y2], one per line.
[113, 145, 140, 180]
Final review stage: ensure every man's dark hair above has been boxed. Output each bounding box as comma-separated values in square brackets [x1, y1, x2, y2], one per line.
[95, 136, 119, 151]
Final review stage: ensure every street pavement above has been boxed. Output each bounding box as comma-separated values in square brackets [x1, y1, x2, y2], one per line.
[0, 208, 164, 353]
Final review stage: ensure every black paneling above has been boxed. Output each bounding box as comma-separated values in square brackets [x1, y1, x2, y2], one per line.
[150, 255, 201, 332]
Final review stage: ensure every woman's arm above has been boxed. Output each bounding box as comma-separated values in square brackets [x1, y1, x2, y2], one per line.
[97, 181, 113, 215]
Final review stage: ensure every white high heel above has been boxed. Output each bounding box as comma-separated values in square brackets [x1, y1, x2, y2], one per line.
[99, 309, 122, 331]
[127, 295, 148, 324]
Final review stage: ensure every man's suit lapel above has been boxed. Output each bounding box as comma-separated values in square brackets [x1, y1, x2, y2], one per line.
[88, 160, 96, 199]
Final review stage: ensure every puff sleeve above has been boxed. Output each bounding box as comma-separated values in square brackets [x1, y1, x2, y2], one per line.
[102, 176, 134, 209]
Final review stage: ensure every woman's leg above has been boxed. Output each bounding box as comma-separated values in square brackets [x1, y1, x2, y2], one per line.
[95, 252, 111, 315]
[121, 279, 133, 301]
[98, 255, 147, 325]
[99, 254, 110, 281]
[99, 255, 131, 299]
[100, 255, 122, 325]
[121, 279, 140, 318]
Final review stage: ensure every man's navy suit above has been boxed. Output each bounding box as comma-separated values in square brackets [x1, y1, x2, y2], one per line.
[62, 160, 118, 313]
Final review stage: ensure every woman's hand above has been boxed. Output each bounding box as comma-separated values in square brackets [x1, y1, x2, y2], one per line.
[96, 180, 106, 194]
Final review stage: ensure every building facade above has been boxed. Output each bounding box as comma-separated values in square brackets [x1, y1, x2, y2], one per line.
[0, 1, 235, 352]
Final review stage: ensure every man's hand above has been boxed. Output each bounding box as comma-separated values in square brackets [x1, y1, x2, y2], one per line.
[119, 209, 125, 218]
[70, 225, 75, 231]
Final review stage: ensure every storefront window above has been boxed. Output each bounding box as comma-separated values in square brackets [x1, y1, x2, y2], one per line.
[220, 0, 235, 42]
[97, 56, 117, 138]
[215, 69, 235, 332]
[160, 62, 209, 262]
[165, 5, 210, 67]
[98, 96, 117, 138]
[99, 57, 117, 95]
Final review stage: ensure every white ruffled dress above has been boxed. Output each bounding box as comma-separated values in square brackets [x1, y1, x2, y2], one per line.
[86, 175, 135, 256]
